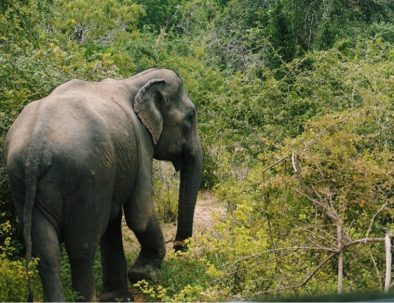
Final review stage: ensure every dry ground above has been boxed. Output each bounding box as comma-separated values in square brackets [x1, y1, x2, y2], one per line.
[122, 190, 225, 255]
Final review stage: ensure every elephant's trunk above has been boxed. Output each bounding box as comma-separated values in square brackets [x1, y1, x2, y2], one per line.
[175, 137, 202, 246]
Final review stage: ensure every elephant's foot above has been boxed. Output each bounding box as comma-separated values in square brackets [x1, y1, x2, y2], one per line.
[99, 290, 131, 302]
[128, 263, 160, 284]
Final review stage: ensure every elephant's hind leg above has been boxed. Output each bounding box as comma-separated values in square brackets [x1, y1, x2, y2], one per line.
[32, 209, 65, 302]
[64, 185, 114, 301]
[65, 233, 98, 301]
[99, 212, 130, 301]
[9, 175, 64, 302]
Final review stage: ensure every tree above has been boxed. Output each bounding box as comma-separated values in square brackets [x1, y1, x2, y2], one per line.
[134, 0, 184, 32]
[207, 0, 394, 71]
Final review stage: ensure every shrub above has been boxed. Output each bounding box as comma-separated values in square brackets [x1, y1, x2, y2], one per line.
[0, 220, 41, 302]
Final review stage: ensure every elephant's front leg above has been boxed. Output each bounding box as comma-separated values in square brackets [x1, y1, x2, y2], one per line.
[99, 212, 130, 301]
[124, 183, 166, 284]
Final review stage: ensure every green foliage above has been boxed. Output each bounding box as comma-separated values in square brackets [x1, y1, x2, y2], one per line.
[153, 162, 179, 223]
[199, 36, 394, 175]
[132, 249, 213, 302]
[207, 0, 394, 70]
[0, 221, 41, 301]
[196, 106, 393, 298]
[134, 0, 184, 32]
[160, 250, 210, 296]
[203, 46, 394, 298]
[51, 0, 143, 44]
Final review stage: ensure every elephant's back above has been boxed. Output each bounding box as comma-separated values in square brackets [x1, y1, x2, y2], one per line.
[6, 90, 137, 180]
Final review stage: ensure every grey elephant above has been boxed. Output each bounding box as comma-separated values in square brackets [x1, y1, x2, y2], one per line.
[4, 68, 202, 301]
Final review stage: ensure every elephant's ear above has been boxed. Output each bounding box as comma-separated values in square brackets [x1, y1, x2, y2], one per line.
[134, 79, 166, 145]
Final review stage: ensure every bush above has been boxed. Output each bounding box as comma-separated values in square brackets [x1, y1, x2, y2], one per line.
[202, 94, 394, 299]
[0, 221, 41, 302]
[153, 161, 179, 223]
[132, 249, 213, 302]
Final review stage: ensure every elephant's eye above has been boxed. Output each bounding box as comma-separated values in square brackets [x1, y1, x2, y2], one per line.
[185, 111, 195, 123]
[184, 110, 195, 129]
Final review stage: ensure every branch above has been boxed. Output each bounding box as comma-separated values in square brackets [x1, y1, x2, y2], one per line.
[343, 237, 385, 250]
[262, 156, 289, 173]
[281, 57, 308, 81]
[215, 245, 337, 272]
[291, 153, 299, 173]
[368, 249, 383, 290]
[294, 189, 338, 221]
[365, 200, 391, 240]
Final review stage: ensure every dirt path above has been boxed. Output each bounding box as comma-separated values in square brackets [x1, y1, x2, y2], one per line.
[122, 190, 225, 254]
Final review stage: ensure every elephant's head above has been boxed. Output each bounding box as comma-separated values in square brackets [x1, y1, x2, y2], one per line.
[133, 69, 202, 249]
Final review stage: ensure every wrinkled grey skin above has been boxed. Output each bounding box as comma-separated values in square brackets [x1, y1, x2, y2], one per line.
[4, 68, 202, 301]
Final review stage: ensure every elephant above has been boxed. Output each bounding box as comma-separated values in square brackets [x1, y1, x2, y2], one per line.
[4, 68, 202, 301]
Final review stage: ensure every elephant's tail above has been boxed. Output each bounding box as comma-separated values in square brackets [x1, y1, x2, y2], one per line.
[24, 163, 38, 302]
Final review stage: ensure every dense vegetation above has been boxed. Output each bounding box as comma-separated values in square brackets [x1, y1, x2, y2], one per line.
[0, 0, 393, 301]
